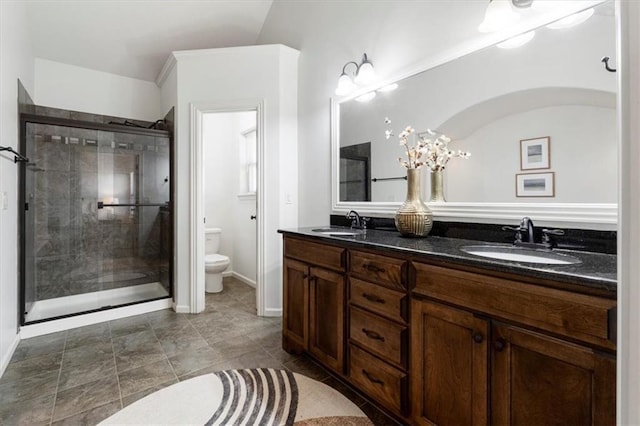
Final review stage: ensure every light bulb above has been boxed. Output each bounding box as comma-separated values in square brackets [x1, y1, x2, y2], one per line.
[497, 31, 535, 49]
[335, 73, 356, 96]
[478, 0, 520, 33]
[354, 55, 376, 85]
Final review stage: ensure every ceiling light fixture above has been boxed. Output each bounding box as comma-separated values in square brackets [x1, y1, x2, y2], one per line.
[335, 53, 377, 96]
[478, 0, 520, 33]
[546, 8, 594, 29]
[497, 30, 535, 49]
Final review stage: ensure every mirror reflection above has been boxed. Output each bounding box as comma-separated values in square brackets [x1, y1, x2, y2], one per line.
[338, 2, 615, 205]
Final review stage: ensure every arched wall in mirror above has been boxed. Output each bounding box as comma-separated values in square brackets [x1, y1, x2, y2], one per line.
[331, 0, 616, 230]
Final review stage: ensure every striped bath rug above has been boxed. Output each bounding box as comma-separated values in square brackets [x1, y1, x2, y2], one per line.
[100, 368, 373, 425]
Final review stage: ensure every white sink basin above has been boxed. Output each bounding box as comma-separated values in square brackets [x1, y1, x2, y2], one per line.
[460, 245, 581, 265]
[311, 228, 363, 237]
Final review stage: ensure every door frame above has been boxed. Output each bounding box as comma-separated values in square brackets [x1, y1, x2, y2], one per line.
[189, 99, 265, 315]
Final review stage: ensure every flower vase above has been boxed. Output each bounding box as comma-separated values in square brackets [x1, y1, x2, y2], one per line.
[429, 169, 446, 202]
[395, 168, 433, 237]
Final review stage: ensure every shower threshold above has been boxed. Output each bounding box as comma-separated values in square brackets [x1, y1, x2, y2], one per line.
[25, 282, 169, 323]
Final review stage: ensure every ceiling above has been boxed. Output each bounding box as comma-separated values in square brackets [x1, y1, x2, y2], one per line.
[26, 0, 274, 83]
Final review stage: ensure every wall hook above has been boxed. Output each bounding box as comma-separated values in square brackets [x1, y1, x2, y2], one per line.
[601, 56, 617, 73]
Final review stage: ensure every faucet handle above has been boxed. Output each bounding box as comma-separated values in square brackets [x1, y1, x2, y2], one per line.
[361, 217, 369, 230]
[502, 225, 523, 243]
[542, 228, 565, 249]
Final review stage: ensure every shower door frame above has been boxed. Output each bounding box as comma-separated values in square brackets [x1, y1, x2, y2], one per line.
[18, 113, 174, 325]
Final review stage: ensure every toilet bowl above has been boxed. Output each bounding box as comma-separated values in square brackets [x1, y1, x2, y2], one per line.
[204, 228, 231, 293]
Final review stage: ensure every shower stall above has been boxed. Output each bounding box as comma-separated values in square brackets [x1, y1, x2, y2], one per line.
[19, 113, 173, 324]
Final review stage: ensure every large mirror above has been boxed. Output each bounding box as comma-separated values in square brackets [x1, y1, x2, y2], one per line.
[332, 1, 616, 229]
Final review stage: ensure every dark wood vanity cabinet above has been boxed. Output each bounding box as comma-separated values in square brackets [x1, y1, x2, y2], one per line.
[281, 234, 617, 425]
[282, 237, 346, 374]
[347, 249, 410, 416]
[412, 262, 616, 426]
[491, 323, 616, 426]
[411, 299, 489, 425]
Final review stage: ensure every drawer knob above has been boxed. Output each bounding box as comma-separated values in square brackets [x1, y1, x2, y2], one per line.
[472, 332, 483, 344]
[362, 293, 385, 304]
[362, 328, 385, 342]
[363, 263, 386, 273]
[362, 369, 384, 385]
[494, 339, 506, 352]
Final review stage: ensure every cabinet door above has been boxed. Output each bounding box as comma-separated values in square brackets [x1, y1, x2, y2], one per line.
[308, 266, 345, 373]
[411, 299, 489, 426]
[492, 323, 615, 426]
[283, 258, 309, 353]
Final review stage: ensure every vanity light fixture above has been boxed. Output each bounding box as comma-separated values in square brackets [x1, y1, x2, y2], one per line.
[546, 8, 594, 29]
[335, 53, 377, 96]
[478, 0, 520, 33]
[497, 30, 535, 49]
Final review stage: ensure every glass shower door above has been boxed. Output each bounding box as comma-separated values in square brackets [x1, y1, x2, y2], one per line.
[22, 118, 171, 324]
[95, 131, 171, 306]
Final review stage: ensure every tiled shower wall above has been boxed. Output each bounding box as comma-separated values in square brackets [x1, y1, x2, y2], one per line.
[24, 110, 171, 304]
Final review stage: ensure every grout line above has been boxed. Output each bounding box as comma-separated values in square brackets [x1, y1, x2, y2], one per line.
[108, 321, 124, 411]
[48, 330, 68, 426]
[149, 317, 180, 386]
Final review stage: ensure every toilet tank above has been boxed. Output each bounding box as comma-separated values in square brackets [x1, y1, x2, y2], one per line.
[205, 228, 222, 254]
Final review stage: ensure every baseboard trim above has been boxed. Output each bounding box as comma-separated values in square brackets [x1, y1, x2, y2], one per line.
[0, 333, 20, 378]
[173, 304, 191, 314]
[222, 270, 257, 288]
[231, 271, 257, 288]
[263, 307, 282, 318]
[20, 298, 173, 338]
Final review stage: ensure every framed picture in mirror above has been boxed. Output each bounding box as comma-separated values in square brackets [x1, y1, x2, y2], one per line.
[520, 136, 550, 170]
[516, 172, 555, 197]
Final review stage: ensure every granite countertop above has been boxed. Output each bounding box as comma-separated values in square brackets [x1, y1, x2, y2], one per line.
[279, 226, 617, 294]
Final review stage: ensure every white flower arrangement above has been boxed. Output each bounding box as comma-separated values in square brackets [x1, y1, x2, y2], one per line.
[385, 117, 470, 171]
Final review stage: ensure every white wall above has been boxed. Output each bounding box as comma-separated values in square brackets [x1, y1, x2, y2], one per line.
[203, 113, 237, 260]
[257, 1, 612, 226]
[0, 0, 34, 375]
[257, 1, 499, 226]
[203, 111, 257, 284]
[34, 58, 162, 122]
[161, 44, 298, 315]
[447, 105, 616, 203]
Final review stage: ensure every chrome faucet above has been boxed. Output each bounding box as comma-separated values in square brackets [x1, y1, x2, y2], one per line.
[520, 217, 535, 243]
[346, 210, 368, 229]
[502, 216, 535, 244]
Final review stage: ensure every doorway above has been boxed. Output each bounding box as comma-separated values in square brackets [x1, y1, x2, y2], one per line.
[202, 111, 258, 297]
[190, 100, 265, 315]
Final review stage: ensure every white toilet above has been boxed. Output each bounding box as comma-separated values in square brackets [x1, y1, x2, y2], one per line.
[204, 228, 231, 293]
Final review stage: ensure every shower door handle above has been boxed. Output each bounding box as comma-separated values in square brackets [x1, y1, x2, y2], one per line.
[97, 202, 167, 209]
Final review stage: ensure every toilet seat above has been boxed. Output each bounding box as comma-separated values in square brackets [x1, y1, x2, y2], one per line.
[205, 254, 229, 265]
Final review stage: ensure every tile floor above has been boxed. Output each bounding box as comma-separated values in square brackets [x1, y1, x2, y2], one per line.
[0, 277, 397, 425]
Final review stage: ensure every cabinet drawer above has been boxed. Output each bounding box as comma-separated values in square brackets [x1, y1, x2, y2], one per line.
[350, 250, 406, 290]
[284, 237, 345, 271]
[350, 306, 408, 368]
[349, 344, 407, 415]
[350, 278, 408, 324]
[413, 262, 616, 350]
